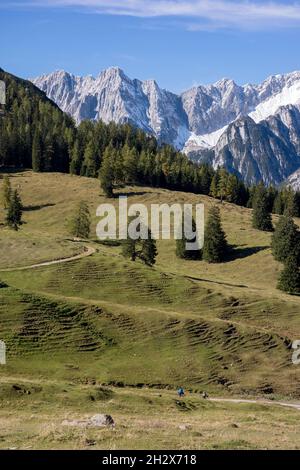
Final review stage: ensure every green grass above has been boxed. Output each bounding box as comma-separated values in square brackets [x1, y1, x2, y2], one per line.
[0, 380, 300, 450]
[1, 170, 300, 449]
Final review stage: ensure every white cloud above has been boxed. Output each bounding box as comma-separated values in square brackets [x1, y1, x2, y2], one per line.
[4, 0, 300, 30]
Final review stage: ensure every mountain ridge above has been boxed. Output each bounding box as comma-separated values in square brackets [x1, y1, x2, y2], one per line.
[32, 67, 300, 185]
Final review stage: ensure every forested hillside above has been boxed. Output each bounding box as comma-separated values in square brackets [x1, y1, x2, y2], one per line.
[1, 68, 300, 216]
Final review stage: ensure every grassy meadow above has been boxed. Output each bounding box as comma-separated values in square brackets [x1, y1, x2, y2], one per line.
[1, 170, 300, 449]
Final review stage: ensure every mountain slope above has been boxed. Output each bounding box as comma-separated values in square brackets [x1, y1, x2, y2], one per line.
[0, 68, 74, 171]
[207, 107, 300, 186]
[32, 67, 189, 147]
[33, 68, 300, 148]
[32, 68, 300, 185]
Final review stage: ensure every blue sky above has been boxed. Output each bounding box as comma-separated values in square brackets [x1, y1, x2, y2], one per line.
[1, 0, 300, 92]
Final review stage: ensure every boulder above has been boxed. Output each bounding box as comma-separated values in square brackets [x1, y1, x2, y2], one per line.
[88, 414, 115, 428]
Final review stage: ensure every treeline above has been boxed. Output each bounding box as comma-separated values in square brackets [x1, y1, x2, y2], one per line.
[1, 68, 300, 217]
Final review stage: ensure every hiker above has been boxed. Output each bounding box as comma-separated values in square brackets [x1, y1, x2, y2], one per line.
[177, 386, 185, 398]
[201, 391, 208, 399]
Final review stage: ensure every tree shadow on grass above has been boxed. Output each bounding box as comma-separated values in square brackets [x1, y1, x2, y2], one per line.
[23, 203, 56, 211]
[115, 191, 155, 198]
[225, 245, 269, 262]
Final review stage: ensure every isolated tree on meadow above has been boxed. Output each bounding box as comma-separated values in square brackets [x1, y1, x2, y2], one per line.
[6, 189, 22, 230]
[203, 206, 227, 263]
[70, 201, 91, 239]
[1, 175, 11, 210]
[176, 215, 202, 260]
[277, 256, 300, 295]
[122, 237, 137, 261]
[122, 219, 157, 266]
[271, 215, 300, 264]
[139, 229, 158, 267]
[252, 183, 273, 232]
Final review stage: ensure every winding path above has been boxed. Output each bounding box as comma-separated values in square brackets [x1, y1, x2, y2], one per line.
[209, 397, 300, 412]
[0, 245, 96, 272]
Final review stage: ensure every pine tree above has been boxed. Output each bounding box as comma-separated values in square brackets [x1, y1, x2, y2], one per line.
[277, 257, 300, 295]
[252, 183, 273, 232]
[69, 201, 91, 239]
[271, 215, 300, 264]
[6, 189, 22, 230]
[1, 175, 11, 210]
[99, 145, 114, 198]
[203, 206, 227, 263]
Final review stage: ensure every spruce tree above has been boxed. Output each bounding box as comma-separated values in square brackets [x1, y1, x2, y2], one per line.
[140, 229, 157, 266]
[1, 175, 11, 210]
[122, 238, 137, 261]
[176, 215, 202, 260]
[252, 183, 273, 232]
[203, 206, 227, 263]
[277, 257, 300, 295]
[70, 201, 91, 239]
[271, 216, 300, 264]
[121, 220, 157, 266]
[6, 189, 22, 230]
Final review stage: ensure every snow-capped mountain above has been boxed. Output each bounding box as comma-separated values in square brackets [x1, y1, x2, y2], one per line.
[32, 68, 300, 185]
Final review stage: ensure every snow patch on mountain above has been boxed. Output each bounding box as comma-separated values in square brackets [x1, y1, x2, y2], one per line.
[249, 81, 300, 123]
